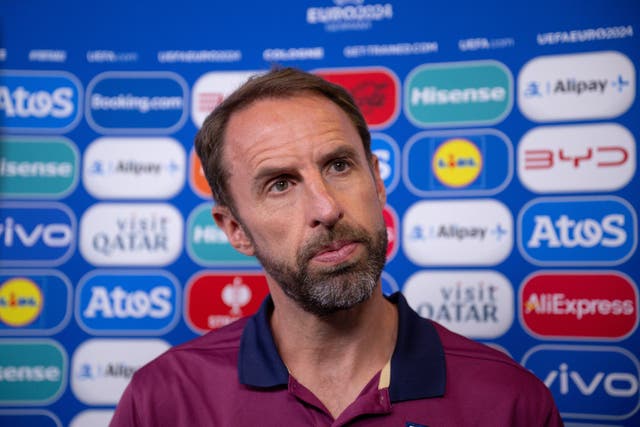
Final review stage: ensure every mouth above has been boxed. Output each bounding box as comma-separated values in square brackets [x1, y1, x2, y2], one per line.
[310, 241, 360, 264]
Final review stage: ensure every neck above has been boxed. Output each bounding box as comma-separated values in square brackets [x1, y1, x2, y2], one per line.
[269, 283, 398, 418]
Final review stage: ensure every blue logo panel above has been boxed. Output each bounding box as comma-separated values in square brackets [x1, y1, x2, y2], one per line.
[86, 72, 187, 133]
[371, 133, 400, 194]
[0, 411, 61, 427]
[522, 345, 640, 420]
[404, 129, 512, 196]
[0, 202, 76, 267]
[518, 197, 637, 265]
[76, 271, 180, 335]
[0, 71, 82, 133]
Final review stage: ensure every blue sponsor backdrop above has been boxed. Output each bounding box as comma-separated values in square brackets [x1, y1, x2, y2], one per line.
[1, 0, 638, 425]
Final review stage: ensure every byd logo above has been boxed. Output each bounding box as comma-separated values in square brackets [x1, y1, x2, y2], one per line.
[520, 271, 638, 340]
[0, 202, 76, 267]
[76, 271, 180, 335]
[518, 196, 637, 266]
[0, 70, 82, 133]
[521, 345, 640, 420]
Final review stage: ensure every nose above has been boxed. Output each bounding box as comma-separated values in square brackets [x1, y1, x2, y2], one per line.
[304, 173, 343, 228]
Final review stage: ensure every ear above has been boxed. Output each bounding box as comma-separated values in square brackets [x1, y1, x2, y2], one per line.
[211, 205, 255, 256]
[370, 154, 387, 207]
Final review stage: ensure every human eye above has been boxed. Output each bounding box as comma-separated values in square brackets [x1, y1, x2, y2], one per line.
[267, 177, 291, 193]
[329, 158, 352, 174]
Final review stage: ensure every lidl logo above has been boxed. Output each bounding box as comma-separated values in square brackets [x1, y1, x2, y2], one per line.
[521, 345, 640, 420]
[187, 204, 259, 266]
[185, 272, 269, 333]
[0, 339, 67, 404]
[86, 72, 188, 134]
[71, 338, 169, 405]
[79, 203, 183, 267]
[371, 133, 399, 193]
[83, 137, 185, 199]
[0, 202, 76, 267]
[403, 199, 513, 266]
[189, 148, 212, 198]
[191, 71, 263, 128]
[76, 270, 180, 335]
[0, 137, 79, 198]
[518, 196, 637, 266]
[0, 271, 71, 335]
[404, 60, 512, 127]
[404, 129, 512, 196]
[0, 70, 82, 133]
[520, 271, 638, 340]
[314, 67, 399, 128]
[404, 270, 513, 339]
[518, 51, 635, 122]
[518, 123, 636, 193]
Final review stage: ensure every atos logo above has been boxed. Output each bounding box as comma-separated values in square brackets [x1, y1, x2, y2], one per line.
[314, 67, 399, 128]
[0, 70, 82, 133]
[191, 71, 264, 128]
[518, 51, 635, 122]
[371, 133, 400, 193]
[187, 204, 259, 267]
[518, 197, 637, 266]
[521, 345, 640, 420]
[0, 202, 76, 267]
[405, 60, 512, 127]
[403, 199, 512, 266]
[518, 123, 635, 193]
[404, 129, 512, 196]
[0, 271, 71, 335]
[185, 272, 269, 333]
[76, 270, 180, 335]
[86, 72, 188, 134]
[404, 270, 513, 339]
[520, 271, 638, 340]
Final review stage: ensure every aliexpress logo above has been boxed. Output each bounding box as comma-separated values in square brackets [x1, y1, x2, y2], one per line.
[520, 271, 638, 340]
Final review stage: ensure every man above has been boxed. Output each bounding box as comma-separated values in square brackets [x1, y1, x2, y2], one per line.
[110, 67, 562, 426]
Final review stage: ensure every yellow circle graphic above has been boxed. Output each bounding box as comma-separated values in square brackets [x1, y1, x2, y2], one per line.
[432, 138, 483, 188]
[0, 277, 43, 327]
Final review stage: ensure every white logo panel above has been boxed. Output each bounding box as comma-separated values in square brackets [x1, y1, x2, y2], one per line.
[70, 410, 114, 427]
[80, 203, 183, 266]
[403, 270, 514, 339]
[518, 51, 635, 122]
[191, 70, 264, 128]
[71, 339, 169, 405]
[402, 199, 513, 266]
[83, 137, 186, 199]
[518, 123, 636, 193]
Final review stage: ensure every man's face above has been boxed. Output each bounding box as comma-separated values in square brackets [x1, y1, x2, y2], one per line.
[214, 94, 387, 316]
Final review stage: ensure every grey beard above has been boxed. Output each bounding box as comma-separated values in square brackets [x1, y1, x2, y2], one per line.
[253, 223, 388, 316]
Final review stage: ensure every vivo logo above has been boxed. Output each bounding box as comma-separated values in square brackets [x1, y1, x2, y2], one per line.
[521, 345, 640, 420]
[0, 202, 76, 266]
[518, 197, 637, 266]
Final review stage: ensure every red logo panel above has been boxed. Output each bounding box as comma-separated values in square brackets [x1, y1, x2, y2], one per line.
[186, 272, 269, 333]
[520, 272, 638, 340]
[383, 204, 398, 261]
[314, 67, 399, 128]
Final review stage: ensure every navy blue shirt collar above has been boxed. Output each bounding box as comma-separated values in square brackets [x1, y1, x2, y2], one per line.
[238, 292, 446, 401]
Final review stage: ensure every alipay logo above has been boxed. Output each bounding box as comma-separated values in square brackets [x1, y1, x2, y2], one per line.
[0, 137, 79, 198]
[404, 60, 512, 127]
[0, 70, 82, 133]
[0, 202, 76, 267]
[76, 270, 180, 335]
[518, 196, 637, 266]
[521, 345, 640, 420]
[518, 51, 635, 122]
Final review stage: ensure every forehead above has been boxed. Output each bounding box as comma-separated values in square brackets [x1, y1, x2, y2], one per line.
[223, 94, 363, 162]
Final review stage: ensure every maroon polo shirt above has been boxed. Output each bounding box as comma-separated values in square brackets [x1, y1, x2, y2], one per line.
[110, 293, 563, 426]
